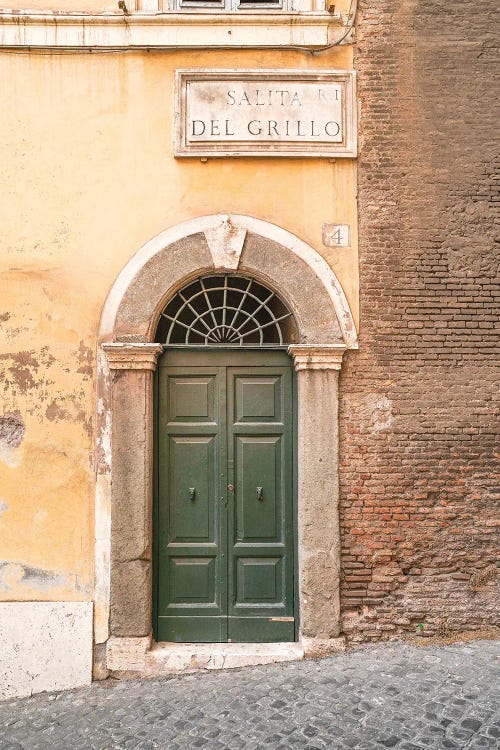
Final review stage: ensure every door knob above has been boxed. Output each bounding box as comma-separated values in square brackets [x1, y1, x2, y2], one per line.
[189, 487, 196, 501]
[256, 486, 264, 502]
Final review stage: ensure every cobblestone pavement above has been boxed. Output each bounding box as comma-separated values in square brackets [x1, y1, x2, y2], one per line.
[1, 640, 499, 750]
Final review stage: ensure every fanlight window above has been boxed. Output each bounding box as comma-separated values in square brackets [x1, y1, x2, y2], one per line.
[156, 274, 298, 345]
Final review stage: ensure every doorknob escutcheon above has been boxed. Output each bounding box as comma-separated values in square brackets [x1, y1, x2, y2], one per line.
[256, 486, 264, 502]
[189, 487, 196, 501]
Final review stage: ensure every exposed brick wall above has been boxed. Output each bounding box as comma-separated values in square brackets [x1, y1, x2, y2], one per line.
[338, 0, 499, 641]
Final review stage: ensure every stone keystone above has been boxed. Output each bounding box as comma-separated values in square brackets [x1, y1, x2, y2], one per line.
[204, 216, 247, 271]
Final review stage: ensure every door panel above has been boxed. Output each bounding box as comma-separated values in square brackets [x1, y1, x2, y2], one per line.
[234, 376, 282, 423]
[169, 557, 216, 604]
[235, 436, 281, 541]
[227, 364, 294, 642]
[156, 350, 295, 643]
[235, 557, 283, 604]
[168, 436, 216, 542]
[157, 365, 226, 643]
[168, 375, 216, 423]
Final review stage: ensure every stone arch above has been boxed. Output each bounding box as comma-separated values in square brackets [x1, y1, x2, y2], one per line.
[98, 214, 357, 348]
[93, 215, 357, 678]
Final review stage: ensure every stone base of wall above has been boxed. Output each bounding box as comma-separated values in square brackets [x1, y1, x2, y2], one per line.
[0, 602, 93, 700]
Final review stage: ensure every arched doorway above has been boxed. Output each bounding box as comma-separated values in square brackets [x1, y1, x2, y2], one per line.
[154, 274, 298, 643]
[95, 215, 357, 676]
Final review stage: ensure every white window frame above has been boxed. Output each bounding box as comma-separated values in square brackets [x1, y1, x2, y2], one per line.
[172, 0, 288, 10]
[139, 0, 305, 10]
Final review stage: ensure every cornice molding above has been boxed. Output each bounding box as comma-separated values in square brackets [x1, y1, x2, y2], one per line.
[102, 343, 163, 371]
[288, 344, 346, 371]
[0, 11, 344, 49]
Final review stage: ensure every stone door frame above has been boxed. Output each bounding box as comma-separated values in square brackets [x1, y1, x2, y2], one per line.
[94, 214, 357, 677]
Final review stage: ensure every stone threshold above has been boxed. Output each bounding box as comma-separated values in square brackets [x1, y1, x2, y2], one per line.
[105, 635, 346, 678]
[106, 636, 305, 678]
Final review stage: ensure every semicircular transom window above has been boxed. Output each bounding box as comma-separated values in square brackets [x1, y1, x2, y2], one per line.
[156, 274, 299, 346]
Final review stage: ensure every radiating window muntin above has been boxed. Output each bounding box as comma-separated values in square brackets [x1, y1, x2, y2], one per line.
[156, 274, 298, 346]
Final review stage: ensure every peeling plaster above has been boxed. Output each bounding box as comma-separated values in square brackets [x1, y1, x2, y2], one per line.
[94, 474, 112, 645]
[0, 412, 25, 468]
[370, 396, 393, 432]
[45, 400, 71, 421]
[0, 412, 25, 448]
[0, 561, 91, 595]
[100, 409, 112, 469]
[0, 351, 39, 393]
[44, 395, 92, 438]
[0, 344, 92, 438]
[0, 562, 67, 591]
[0, 348, 56, 409]
[95, 349, 112, 474]
[361, 394, 394, 433]
[77, 340, 93, 377]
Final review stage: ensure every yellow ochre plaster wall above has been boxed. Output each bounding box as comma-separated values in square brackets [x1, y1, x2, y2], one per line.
[3, 0, 121, 11]
[0, 46, 358, 604]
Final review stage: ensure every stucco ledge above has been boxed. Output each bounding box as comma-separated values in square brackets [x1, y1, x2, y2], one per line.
[0, 11, 345, 50]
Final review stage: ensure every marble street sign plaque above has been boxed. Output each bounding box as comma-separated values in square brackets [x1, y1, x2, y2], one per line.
[175, 70, 357, 158]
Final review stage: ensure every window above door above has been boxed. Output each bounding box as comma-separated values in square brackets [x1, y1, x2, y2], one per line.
[156, 274, 299, 346]
[137, 0, 331, 12]
[170, 0, 289, 10]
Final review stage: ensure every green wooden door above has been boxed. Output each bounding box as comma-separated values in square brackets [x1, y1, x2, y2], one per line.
[155, 349, 295, 643]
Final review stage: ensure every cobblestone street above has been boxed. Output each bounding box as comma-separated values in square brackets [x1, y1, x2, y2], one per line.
[1, 640, 498, 750]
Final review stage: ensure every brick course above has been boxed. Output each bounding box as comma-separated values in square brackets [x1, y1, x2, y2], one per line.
[338, 0, 499, 641]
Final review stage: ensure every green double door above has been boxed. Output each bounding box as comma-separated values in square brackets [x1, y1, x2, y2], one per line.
[155, 349, 295, 643]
